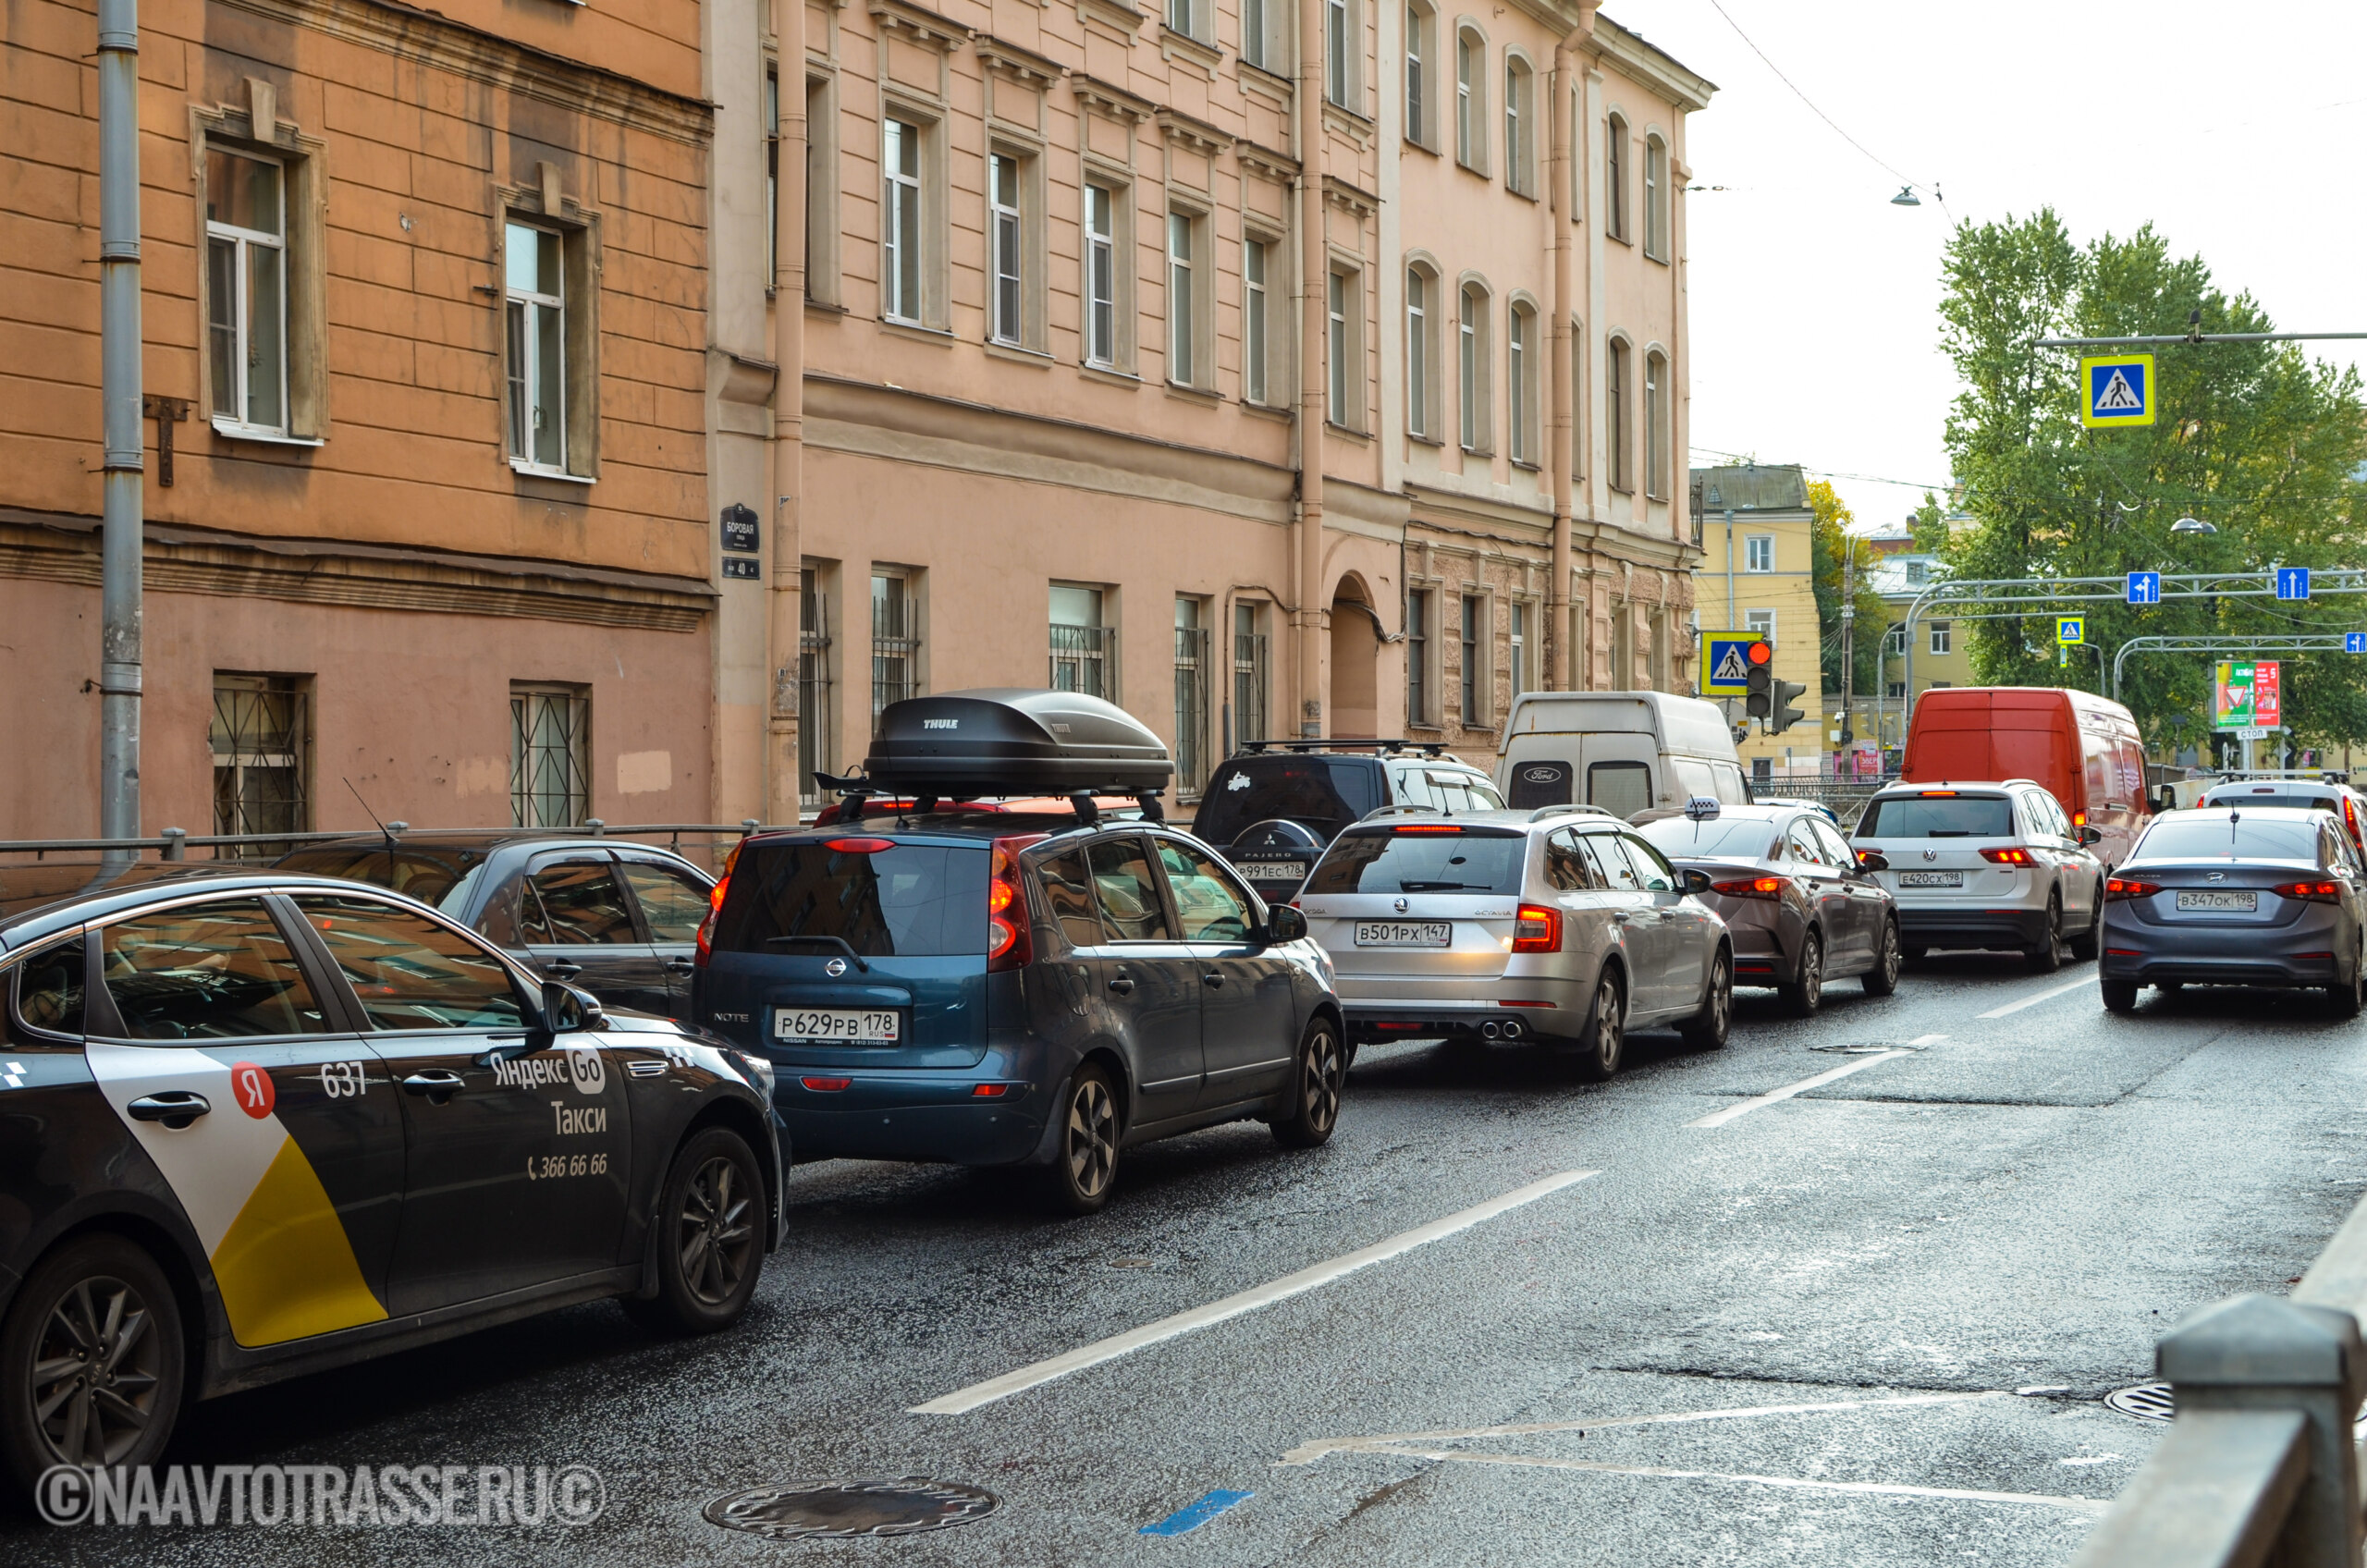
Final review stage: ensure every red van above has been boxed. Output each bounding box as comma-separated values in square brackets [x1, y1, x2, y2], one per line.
[1902, 688, 2148, 869]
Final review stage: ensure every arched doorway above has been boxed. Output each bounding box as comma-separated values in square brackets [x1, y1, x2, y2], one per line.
[1329, 580, 1379, 739]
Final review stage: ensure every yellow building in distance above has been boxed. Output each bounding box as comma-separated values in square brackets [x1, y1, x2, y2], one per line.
[1690, 464, 1825, 780]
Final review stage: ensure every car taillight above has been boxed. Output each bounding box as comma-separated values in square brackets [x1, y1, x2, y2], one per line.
[2104, 877, 2161, 900]
[1980, 847, 2032, 865]
[1511, 904, 1561, 953]
[825, 837, 896, 852]
[2275, 880, 2344, 905]
[987, 835, 1045, 972]
[695, 840, 742, 966]
[2347, 794, 2363, 852]
[1711, 876, 1785, 900]
[2071, 810, 2087, 827]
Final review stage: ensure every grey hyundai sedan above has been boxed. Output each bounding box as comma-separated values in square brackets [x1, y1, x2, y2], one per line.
[2097, 806, 2367, 1014]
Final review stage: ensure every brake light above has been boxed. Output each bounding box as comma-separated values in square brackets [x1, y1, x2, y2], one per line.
[2275, 880, 2344, 905]
[987, 835, 1045, 972]
[2105, 877, 2161, 900]
[2072, 810, 2087, 827]
[971, 1083, 1012, 1097]
[2347, 794, 2362, 851]
[695, 839, 742, 966]
[1711, 876, 1785, 900]
[1981, 847, 2032, 865]
[1919, 790, 1959, 798]
[1393, 825, 1464, 834]
[1511, 903, 1562, 953]
[800, 1077, 852, 1092]
[825, 837, 895, 853]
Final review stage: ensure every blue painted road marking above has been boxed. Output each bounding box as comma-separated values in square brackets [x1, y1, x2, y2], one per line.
[1141, 1490, 1254, 1537]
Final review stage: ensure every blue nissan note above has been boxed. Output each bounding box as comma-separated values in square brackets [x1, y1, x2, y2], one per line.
[693, 691, 1346, 1212]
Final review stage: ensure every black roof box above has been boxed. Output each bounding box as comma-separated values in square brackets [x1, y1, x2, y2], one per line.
[858, 689, 1173, 796]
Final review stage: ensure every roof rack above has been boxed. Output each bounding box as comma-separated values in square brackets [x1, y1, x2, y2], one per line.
[1233, 739, 1454, 757]
[1358, 803, 1449, 823]
[1526, 803, 1618, 824]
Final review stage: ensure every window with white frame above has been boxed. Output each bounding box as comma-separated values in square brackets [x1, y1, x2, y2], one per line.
[1644, 349, 1668, 498]
[207, 148, 288, 435]
[1458, 283, 1488, 452]
[1405, 588, 1431, 724]
[1085, 182, 1118, 368]
[1503, 57, 1532, 195]
[1930, 620, 1952, 655]
[1569, 313, 1584, 480]
[1245, 237, 1270, 404]
[1884, 624, 1907, 656]
[1454, 31, 1483, 171]
[1644, 133, 1669, 259]
[1507, 302, 1535, 465]
[1325, 0, 1351, 106]
[1509, 601, 1529, 699]
[1745, 534, 1773, 572]
[1173, 597, 1211, 794]
[1605, 113, 1628, 241]
[1606, 337, 1630, 490]
[989, 153, 1023, 346]
[1168, 210, 1197, 386]
[1243, 0, 1270, 69]
[1326, 267, 1360, 427]
[1167, 0, 1196, 39]
[1745, 608, 1775, 646]
[1406, 266, 1435, 438]
[766, 71, 779, 281]
[882, 116, 924, 324]
[1233, 601, 1269, 744]
[1051, 584, 1115, 697]
[1404, 4, 1432, 147]
[504, 220, 567, 472]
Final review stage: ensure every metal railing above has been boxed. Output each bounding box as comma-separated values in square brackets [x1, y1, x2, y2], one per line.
[2072, 1190, 2367, 1567]
[0, 820, 779, 871]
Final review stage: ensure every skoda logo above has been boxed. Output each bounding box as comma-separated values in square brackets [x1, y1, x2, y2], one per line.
[1393, 897, 1409, 913]
[825, 958, 849, 977]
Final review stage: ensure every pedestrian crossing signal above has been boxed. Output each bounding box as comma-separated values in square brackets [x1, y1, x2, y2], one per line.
[1711, 644, 1750, 684]
[2079, 354, 2155, 428]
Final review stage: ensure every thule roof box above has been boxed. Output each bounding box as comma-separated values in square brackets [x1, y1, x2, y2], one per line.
[817, 689, 1173, 821]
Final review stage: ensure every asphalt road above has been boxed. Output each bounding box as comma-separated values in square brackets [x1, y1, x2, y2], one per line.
[16, 952, 2367, 1564]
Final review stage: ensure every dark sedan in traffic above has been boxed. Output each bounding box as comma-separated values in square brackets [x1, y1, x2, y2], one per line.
[2098, 807, 2367, 1014]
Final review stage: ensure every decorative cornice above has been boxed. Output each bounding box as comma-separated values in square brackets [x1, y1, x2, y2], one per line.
[1073, 0, 1146, 39]
[1071, 73, 1156, 124]
[1234, 140, 1299, 179]
[210, 0, 711, 145]
[0, 509, 714, 632]
[1155, 107, 1233, 157]
[867, 0, 971, 50]
[974, 35, 1063, 86]
[1156, 25, 1222, 76]
[1588, 16, 1716, 112]
[1322, 173, 1380, 216]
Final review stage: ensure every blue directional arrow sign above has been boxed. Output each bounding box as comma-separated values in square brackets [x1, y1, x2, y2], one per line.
[2348, 632, 2367, 655]
[2277, 567, 2312, 601]
[2127, 570, 2161, 606]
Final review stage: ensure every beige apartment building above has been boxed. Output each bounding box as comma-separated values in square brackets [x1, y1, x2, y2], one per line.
[727, 0, 1712, 818]
[1, 0, 717, 839]
[1688, 462, 1824, 779]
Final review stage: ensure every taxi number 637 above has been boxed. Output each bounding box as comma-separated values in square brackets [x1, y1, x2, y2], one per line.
[320, 1060, 370, 1098]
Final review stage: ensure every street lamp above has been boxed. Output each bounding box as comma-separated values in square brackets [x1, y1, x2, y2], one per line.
[1890, 186, 1921, 207]
[2171, 515, 2218, 536]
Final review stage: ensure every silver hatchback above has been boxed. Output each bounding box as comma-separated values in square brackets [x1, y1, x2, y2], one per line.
[1294, 807, 1734, 1079]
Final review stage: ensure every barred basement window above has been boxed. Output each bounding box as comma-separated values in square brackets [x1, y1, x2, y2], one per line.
[1173, 597, 1211, 796]
[1233, 601, 1269, 745]
[871, 569, 920, 732]
[511, 683, 590, 828]
[1051, 584, 1115, 698]
[212, 673, 310, 847]
[799, 567, 833, 809]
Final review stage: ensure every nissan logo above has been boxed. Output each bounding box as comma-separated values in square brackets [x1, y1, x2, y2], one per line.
[825, 958, 848, 977]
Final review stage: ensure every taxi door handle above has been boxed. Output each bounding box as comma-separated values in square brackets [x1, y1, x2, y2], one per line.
[1611, 911, 1630, 924]
[664, 958, 696, 974]
[402, 1070, 466, 1101]
[1108, 975, 1136, 996]
[1202, 972, 1226, 987]
[127, 1091, 209, 1128]
[546, 960, 584, 979]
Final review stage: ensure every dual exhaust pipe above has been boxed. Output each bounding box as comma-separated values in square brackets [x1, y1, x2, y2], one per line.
[1478, 1019, 1526, 1041]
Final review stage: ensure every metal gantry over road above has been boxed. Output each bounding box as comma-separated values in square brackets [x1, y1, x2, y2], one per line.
[1901, 568, 2367, 710]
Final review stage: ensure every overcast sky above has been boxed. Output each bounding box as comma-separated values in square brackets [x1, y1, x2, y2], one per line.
[1608, 0, 2367, 533]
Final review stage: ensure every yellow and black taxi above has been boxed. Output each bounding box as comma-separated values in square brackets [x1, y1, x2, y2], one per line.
[0, 862, 783, 1501]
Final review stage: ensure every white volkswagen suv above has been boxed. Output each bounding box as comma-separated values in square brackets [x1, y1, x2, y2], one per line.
[1294, 806, 1733, 1080]
[1850, 780, 2106, 969]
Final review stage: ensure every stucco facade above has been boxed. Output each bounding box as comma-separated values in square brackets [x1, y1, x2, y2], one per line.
[1, 0, 717, 839]
[1688, 463, 1824, 778]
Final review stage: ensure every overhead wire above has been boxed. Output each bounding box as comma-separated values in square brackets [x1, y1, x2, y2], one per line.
[1700, 0, 1944, 208]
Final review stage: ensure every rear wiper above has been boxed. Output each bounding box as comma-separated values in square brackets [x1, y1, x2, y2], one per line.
[1924, 831, 1969, 838]
[1398, 880, 1482, 891]
[762, 935, 872, 972]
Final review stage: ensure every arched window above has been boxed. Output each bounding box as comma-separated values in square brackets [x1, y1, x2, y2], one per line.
[1644, 349, 1668, 498]
[1455, 30, 1486, 172]
[1406, 264, 1440, 438]
[1607, 336, 1630, 491]
[1644, 133, 1668, 258]
[1605, 113, 1628, 242]
[1458, 282, 1490, 452]
[1507, 302, 1535, 464]
[1503, 57, 1533, 195]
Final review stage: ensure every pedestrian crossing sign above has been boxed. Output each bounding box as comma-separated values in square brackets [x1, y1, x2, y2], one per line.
[2056, 616, 2085, 645]
[1699, 632, 1764, 697]
[2079, 354, 2155, 428]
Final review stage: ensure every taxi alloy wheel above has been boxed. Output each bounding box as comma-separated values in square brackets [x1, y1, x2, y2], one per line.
[631, 1128, 763, 1334]
[1273, 1019, 1344, 1149]
[1575, 969, 1626, 1083]
[2, 1235, 184, 1495]
[1051, 1064, 1121, 1215]
[1863, 920, 1903, 998]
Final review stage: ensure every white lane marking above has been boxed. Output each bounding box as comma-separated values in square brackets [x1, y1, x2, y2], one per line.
[1350, 1444, 2108, 1514]
[1280, 1390, 2004, 1465]
[911, 1170, 1599, 1415]
[1687, 1051, 1911, 1129]
[1977, 974, 2094, 1020]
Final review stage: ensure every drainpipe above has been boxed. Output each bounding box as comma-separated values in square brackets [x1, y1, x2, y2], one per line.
[1294, 0, 1326, 737]
[97, 0, 143, 846]
[1546, 3, 1597, 692]
[767, 0, 808, 825]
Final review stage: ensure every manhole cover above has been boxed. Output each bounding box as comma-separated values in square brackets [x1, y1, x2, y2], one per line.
[704, 1478, 1000, 1540]
[2104, 1383, 2175, 1423]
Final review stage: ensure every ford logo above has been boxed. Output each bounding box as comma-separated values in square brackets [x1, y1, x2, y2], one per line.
[1393, 897, 1409, 913]
[1521, 765, 1562, 783]
[825, 958, 848, 977]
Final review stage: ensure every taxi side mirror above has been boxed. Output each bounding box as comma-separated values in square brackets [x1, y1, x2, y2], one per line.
[1262, 905, 1308, 945]
[540, 979, 606, 1034]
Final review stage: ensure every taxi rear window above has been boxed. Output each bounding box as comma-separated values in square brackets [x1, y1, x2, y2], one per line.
[1304, 827, 1527, 896]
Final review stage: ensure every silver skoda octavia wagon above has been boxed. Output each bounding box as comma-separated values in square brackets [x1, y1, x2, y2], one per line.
[1294, 806, 1734, 1079]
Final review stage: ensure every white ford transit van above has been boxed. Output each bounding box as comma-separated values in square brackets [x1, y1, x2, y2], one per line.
[1495, 692, 1750, 819]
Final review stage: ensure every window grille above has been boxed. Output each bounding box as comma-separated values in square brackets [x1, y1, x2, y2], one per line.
[212, 673, 309, 849]
[511, 684, 590, 827]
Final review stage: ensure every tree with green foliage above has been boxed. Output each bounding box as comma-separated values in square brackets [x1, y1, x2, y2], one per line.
[1937, 210, 2367, 755]
[1809, 479, 1886, 700]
